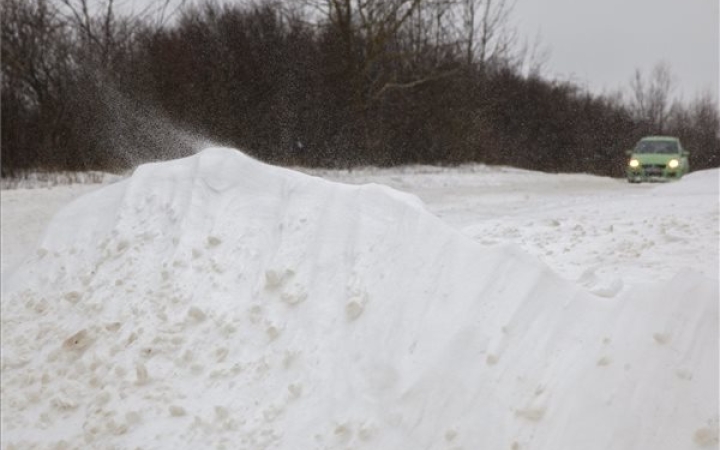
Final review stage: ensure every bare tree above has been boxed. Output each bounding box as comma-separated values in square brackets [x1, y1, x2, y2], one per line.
[457, 0, 517, 70]
[298, 0, 461, 107]
[629, 62, 675, 132]
[1, 0, 76, 171]
[685, 91, 720, 167]
[513, 31, 550, 79]
[4, 0, 713, 177]
[55, 0, 186, 69]
[2, 0, 70, 108]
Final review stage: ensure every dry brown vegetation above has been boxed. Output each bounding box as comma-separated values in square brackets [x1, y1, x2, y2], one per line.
[2, 0, 718, 177]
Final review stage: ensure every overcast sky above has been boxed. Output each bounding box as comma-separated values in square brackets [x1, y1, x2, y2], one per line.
[511, 0, 719, 102]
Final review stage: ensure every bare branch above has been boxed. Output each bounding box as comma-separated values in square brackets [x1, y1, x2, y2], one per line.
[372, 67, 459, 99]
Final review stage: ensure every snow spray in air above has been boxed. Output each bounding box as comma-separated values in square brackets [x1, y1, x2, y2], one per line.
[69, 73, 217, 171]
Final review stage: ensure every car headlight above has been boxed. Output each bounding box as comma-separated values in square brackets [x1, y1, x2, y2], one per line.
[629, 159, 640, 168]
[668, 159, 679, 169]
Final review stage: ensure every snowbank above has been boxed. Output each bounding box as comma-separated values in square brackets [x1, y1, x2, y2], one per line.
[1, 148, 717, 449]
[652, 168, 720, 196]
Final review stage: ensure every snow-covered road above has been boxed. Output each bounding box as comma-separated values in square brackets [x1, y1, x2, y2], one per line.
[308, 164, 719, 285]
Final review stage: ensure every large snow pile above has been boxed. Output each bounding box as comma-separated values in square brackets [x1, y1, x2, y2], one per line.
[1, 148, 717, 449]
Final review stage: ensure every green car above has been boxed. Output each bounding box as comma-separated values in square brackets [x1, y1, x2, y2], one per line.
[626, 136, 690, 183]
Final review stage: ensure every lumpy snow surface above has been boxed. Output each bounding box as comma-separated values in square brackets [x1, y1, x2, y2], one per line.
[1, 148, 717, 449]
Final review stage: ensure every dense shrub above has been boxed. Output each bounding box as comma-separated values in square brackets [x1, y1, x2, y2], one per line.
[1, 0, 717, 177]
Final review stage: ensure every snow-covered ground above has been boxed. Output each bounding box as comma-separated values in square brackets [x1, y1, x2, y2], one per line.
[1, 148, 718, 449]
[312, 164, 720, 285]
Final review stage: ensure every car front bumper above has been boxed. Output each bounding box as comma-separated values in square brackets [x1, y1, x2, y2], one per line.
[626, 167, 681, 182]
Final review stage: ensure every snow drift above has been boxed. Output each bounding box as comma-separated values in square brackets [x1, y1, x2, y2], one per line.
[1, 148, 717, 449]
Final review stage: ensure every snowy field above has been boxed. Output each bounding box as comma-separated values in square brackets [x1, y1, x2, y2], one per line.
[1, 148, 718, 449]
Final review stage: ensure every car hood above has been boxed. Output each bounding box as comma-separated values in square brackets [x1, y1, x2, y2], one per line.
[630, 153, 680, 165]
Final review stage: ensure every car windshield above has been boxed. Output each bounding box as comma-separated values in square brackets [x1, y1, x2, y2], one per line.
[634, 140, 679, 154]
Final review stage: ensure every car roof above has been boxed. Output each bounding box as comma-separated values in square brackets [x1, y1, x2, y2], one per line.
[640, 136, 680, 142]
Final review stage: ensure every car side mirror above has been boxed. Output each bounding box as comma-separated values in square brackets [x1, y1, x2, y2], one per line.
[683, 151, 690, 157]
[625, 149, 634, 156]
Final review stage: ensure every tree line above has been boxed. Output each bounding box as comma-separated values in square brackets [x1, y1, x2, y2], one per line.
[2, 0, 718, 178]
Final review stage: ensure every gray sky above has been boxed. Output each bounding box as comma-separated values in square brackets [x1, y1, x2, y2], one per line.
[512, 0, 719, 102]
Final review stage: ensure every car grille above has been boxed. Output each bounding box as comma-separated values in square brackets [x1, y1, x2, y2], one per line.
[643, 164, 666, 175]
